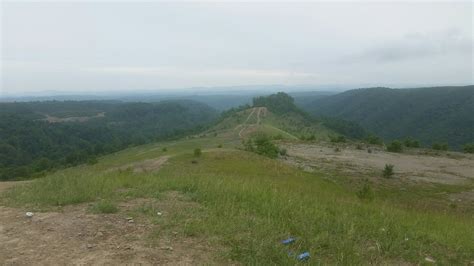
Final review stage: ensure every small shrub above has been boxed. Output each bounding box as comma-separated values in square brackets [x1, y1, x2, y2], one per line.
[432, 142, 448, 151]
[91, 200, 118, 214]
[279, 148, 287, 156]
[334, 147, 341, 152]
[382, 164, 394, 178]
[463, 143, 474, 154]
[245, 134, 279, 158]
[162, 147, 168, 152]
[367, 148, 372, 153]
[193, 148, 202, 157]
[356, 181, 374, 201]
[387, 140, 403, 152]
[356, 144, 363, 150]
[217, 144, 223, 148]
[367, 134, 383, 145]
[404, 138, 420, 148]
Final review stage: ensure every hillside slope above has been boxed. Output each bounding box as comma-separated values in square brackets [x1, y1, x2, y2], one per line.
[303, 86, 474, 148]
[0, 100, 218, 180]
[209, 93, 335, 141]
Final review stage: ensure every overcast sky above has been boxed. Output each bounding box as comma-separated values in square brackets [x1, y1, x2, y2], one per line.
[1, 1, 473, 95]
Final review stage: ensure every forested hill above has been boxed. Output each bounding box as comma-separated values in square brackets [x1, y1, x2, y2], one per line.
[302, 85, 474, 149]
[0, 100, 217, 180]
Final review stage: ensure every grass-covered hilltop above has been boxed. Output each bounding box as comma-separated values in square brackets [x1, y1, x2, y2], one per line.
[1, 91, 473, 264]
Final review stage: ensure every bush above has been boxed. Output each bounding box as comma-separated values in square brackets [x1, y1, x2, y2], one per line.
[162, 147, 168, 152]
[356, 180, 374, 201]
[463, 143, 474, 154]
[91, 200, 118, 214]
[193, 148, 202, 157]
[245, 135, 279, 158]
[356, 144, 363, 150]
[367, 134, 383, 145]
[404, 138, 420, 148]
[217, 144, 223, 148]
[383, 164, 394, 178]
[432, 142, 448, 151]
[387, 140, 403, 152]
[279, 148, 288, 156]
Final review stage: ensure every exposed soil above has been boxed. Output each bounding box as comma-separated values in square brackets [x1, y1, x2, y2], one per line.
[283, 143, 474, 185]
[42, 112, 105, 123]
[108, 156, 170, 173]
[0, 190, 216, 265]
[237, 107, 267, 138]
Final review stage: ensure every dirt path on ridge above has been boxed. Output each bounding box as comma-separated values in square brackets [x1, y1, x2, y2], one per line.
[237, 107, 267, 138]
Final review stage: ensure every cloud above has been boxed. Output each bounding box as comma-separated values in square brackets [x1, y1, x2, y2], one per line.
[347, 29, 473, 63]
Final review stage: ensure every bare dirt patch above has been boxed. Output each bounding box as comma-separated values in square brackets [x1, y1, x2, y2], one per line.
[0, 191, 217, 265]
[42, 112, 105, 123]
[109, 156, 170, 173]
[283, 143, 474, 185]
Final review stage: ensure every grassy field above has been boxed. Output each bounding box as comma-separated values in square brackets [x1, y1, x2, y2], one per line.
[2, 136, 473, 265]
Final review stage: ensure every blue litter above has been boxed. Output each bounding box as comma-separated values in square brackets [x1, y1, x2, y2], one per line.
[297, 252, 310, 261]
[281, 237, 296, 245]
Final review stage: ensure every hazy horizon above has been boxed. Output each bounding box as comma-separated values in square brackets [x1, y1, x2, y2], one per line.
[1, 1, 473, 96]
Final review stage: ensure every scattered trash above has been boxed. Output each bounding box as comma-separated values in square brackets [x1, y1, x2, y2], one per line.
[25, 212, 34, 218]
[281, 237, 296, 245]
[157, 212, 162, 216]
[425, 257, 436, 263]
[297, 252, 310, 261]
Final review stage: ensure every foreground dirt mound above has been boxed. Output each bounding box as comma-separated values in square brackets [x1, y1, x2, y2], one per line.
[0, 192, 214, 265]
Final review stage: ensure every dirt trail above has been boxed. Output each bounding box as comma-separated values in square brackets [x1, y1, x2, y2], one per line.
[0, 191, 215, 265]
[237, 107, 266, 138]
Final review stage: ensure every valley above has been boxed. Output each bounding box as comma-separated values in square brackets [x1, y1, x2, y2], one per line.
[1, 94, 473, 264]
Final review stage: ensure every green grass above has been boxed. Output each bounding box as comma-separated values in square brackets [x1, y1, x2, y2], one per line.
[2, 138, 473, 264]
[90, 200, 118, 214]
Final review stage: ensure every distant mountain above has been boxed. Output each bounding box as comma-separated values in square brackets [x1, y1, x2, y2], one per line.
[302, 85, 474, 149]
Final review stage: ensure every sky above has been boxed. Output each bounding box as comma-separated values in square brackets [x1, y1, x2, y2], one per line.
[1, 1, 473, 96]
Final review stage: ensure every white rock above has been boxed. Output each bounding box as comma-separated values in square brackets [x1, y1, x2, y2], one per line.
[425, 257, 436, 263]
[157, 212, 162, 216]
[25, 212, 34, 218]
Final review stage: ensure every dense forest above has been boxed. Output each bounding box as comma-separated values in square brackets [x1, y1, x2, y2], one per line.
[302, 86, 474, 149]
[0, 100, 217, 180]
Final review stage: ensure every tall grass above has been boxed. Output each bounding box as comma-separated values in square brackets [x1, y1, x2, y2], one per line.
[3, 150, 473, 264]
